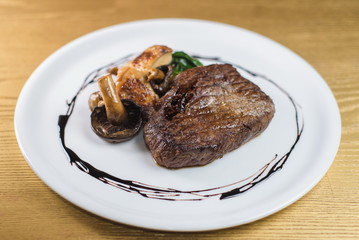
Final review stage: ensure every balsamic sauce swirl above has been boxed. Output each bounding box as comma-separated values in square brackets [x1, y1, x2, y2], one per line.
[58, 54, 304, 201]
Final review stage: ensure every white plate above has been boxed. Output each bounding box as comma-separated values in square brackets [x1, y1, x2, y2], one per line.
[15, 19, 341, 231]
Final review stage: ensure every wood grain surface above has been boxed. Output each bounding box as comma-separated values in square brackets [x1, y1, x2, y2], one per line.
[1, 0, 358, 239]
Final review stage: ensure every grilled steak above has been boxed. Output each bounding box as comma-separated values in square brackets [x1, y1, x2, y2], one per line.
[143, 64, 275, 168]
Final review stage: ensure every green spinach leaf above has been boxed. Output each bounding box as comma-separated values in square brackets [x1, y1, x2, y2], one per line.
[171, 51, 203, 76]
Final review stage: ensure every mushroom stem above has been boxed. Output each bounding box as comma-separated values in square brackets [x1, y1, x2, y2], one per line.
[98, 74, 128, 125]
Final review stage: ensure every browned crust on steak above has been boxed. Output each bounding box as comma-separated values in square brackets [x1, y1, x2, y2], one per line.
[144, 64, 275, 168]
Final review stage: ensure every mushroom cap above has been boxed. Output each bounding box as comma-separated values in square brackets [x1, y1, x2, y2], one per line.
[90, 99, 142, 143]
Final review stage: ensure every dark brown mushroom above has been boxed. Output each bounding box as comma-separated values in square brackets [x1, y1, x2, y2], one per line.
[90, 74, 142, 143]
[150, 64, 175, 97]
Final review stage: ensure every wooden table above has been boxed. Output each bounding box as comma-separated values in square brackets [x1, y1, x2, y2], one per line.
[1, 0, 358, 239]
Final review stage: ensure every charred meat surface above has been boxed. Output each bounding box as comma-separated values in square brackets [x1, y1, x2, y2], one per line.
[144, 64, 275, 168]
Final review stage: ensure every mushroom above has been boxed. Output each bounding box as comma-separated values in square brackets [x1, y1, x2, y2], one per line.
[117, 45, 173, 80]
[88, 91, 104, 111]
[115, 45, 173, 108]
[90, 74, 142, 143]
[150, 64, 175, 97]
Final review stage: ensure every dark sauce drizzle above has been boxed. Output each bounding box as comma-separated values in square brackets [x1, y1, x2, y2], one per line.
[58, 54, 304, 201]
